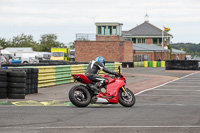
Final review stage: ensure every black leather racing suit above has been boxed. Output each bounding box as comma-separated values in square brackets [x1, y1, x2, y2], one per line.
[85, 60, 117, 88]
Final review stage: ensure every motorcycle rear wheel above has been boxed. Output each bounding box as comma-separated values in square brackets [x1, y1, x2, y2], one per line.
[69, 85, 91, 107]
[118, 88, 135, 107]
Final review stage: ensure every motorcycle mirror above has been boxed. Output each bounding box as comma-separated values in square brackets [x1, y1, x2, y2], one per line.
[118, 66, 121, 73]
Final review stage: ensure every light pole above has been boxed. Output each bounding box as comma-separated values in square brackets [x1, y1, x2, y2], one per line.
[0, 46, 3, 68]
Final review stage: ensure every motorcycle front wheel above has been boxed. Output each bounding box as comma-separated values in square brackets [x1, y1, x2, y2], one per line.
[118, 88, 135, 107]
[69, 85, 91, 107]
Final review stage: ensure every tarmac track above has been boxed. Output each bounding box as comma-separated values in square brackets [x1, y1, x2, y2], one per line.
[0, 68, 200, 133]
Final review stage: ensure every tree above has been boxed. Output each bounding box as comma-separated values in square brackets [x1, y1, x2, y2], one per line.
[0, 38, 9, 48]
[39, 34, 63, 52]
[68, 42, 75, 49]
[11, 34, 38, 49]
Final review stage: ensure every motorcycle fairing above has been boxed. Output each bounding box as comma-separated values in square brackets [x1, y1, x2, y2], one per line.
[97, 79, 126, 103]
[72, 74, 92, 84]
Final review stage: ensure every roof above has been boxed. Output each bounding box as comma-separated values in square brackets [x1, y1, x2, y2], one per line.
[5, 47, 34, 53]
[95, 22, 123, 26]
[133, 44, 170, 52]
[1, 49, 11, 54]
[123, 22, 172, 37]
[172, 48, 187, 54]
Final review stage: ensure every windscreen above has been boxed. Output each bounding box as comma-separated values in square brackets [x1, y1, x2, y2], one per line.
[52, 52, 64, 57]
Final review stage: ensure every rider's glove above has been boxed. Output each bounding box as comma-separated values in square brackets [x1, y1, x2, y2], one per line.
[114, 72, 120, 77]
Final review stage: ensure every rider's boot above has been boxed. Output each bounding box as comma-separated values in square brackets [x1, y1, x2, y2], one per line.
[88, 84, 101, 93]
[96, 82, 107, 93]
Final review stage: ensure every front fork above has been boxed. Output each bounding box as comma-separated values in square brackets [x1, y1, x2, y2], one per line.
[121, 86, 128, 93]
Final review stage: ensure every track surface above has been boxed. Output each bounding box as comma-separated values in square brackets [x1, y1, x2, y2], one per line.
[0, 68, 200, 133]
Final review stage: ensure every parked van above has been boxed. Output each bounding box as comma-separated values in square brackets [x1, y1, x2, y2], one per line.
[50, 48, 71, 61]
[10, 53, 39, 64]
[21, 53, 39, 64]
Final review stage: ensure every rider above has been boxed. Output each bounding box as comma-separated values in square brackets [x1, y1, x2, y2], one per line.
[85, 56, 119, 93]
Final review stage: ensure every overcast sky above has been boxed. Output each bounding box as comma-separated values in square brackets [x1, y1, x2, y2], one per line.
[0, 0, 200, 45]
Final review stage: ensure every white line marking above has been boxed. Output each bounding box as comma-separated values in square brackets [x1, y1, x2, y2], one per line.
[163, 86, 200, 87]
[154, 89, 200, 91]
[170, 82, 200, 83]
[138, 95, 200, 97]
[139, 104, 200, 106]
[1, 126, 200, 129]
[135, 72, 200, 96]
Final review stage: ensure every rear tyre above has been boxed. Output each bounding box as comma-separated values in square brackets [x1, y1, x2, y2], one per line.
[69, 85, 91, 107]
[118, 88, 135, 107]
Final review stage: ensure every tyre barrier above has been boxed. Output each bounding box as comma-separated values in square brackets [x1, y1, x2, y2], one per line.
[0, 68, 39, 99]
[134, 62, 144, 67]
[166, 60, 199, 70]
[0, 70, 8, 99]
[137, 61, 166, 67]
[7, 70, 26, 99]
[114, 62, 122, 73]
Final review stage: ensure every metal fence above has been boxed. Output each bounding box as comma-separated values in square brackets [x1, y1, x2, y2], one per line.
[76, 33, 96, 41]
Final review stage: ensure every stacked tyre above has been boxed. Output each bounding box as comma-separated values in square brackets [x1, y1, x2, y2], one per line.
[7, 70, 26, 99]
[25, 69, 32, 94]
[31, 68, 38, 94]
[0, 70, 8, 99]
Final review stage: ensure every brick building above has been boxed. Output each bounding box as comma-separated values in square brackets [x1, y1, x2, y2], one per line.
[133, 44, 170, 61]
[75, 15, 187, 63]
[123, 14, 173, 48]
[75, 22, 133, 63]
[123, 14, 187, 61]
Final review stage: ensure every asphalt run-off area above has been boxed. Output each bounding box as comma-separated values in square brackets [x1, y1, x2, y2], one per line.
[0, 68, 200, 133]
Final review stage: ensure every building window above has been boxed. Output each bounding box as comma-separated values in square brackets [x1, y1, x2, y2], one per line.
[108, 26, 112, 35]
[101, 26, 106, 35]
[138, 38, 145, 44]
[153, 38, 158, 44]
[132, 38, 136, 43]
[113, 26, 117, 35]
[97, 25, 117, 35]
[159, 38, 162, 44]
[98, 26, 101, 35]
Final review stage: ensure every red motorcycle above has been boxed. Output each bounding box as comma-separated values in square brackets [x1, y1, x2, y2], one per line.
[69, 66, 135, 107]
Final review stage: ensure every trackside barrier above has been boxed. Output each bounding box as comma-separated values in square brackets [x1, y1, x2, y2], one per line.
[134, 61, 166, 67]
[166, 60, 199, 70]
[152, 61, 157, 67]
[161, 61, 165, 67]
[144, 61, 148, 67]
[70, 64, 85, 82]
[21, 63, 122, 88]
[134, 62, 144, 67]
[114, 62, 122, 73]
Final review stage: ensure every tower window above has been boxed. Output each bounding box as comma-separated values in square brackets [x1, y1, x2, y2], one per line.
[108, 26, 112, 35]
[113, 26, 117, 35]
[98, 26, 101, 35]
[101, 26, 106, 35]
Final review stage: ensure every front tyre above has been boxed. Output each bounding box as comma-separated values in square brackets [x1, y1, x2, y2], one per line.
[118, 88, 135, 107]
[69, 85, 91, 107]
